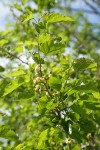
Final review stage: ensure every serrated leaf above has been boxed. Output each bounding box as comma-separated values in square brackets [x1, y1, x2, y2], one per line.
[73, 58, 97, 70]
[48, 76, 62, 90]
[5, 130, 18, 140]
[73, 82, 98, 93]
[38, 129, 48, 148]
[43, 13, 74, 24]
[6, 67, 26, 77]
[39, 96, 48, 103]
[84, 101, 100, 110]
[35, 21, 46, 33]
[32, 52, 44, 64]
[40, 41, 65, 55]
[0, 125, 18, 141]
[2, 30, 11, 36]
[14, 143, 26, 150]
[38, 33, 50, 43]
[14, 45, 23, 52]
[49, 42, 65, 55]
[40, 41, 49, 54]
[46, 101, 56, 110]
[3, 77, 25, 96]
[23, 13, 34, 22]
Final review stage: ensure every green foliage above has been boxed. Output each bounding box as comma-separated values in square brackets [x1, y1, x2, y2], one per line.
[0, 0, 100, 149]
[0, 66, 5, 72]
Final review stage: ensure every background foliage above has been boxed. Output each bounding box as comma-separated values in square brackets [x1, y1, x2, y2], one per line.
[0, 0, 100, 149]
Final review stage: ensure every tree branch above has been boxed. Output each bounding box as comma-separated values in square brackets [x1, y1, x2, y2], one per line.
[84, 0, 100, 16]
[7, 51, 29, 65]
[1, 47, 29, 65]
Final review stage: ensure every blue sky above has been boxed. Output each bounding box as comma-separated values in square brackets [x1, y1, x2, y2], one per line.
[0, 2, 11, 31]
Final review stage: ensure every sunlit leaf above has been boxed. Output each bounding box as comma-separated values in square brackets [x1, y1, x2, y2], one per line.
[0, 39, 8, 46]
[23, 13, 34, 22]
[43, 13, 74, 24]
[3, 77, 25, 96]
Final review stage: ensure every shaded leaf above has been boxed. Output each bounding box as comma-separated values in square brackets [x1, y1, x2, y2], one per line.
[40, 41, 65, 55]
[48, 76, 62, 90]
[0, 66, 5, 72]
[73, 58, 97, 70]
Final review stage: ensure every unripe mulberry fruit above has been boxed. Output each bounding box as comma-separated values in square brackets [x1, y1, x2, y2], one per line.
[35, 65, 40, 74]
[35, 85, 41, 92]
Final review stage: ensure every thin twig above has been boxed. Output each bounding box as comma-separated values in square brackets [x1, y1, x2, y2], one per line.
[59, 6, 99, 15]
[7, 51, 29, 65]
[1, 47, 29, 65]
[37, 40, 42, 77]
[43, 82, 53, 98]
[0, 75, 5, 79]
[84, 0, 100, 16]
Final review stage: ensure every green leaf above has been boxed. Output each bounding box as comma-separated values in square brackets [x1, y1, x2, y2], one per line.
[43, 13, 74, 24]
[38, 33, 50, 43]
[32, 52, 44, 64]
[49, 42, 65, 55]
[92, 92, 100, 99]
[40, 42, 49, 55]
[14, 143, 26, 150]
[17, 91, 34, 101]
[0, 66, 5, 72]
[2, 30, 11, 36]
[25, 40, 37, 46]
[38, 129, 48, 148]
[39, 96, 48, 103]
[6, 67, 26, 77]
[0, 125, 18, 141]
[73, 145, 80, 150]
[0, 39, 8, 46]
[3, 77, 25, 96]
[46, 101, 56, 110]
[23, 13, 34, 22]
[5, 130, 18, 140]
[22, 0, 28, 5]
[73, 58, 97, 70]
[40, 41, 65, 55]
[84, 101, 100, 110]
[48, 76, 62, 90]
[35, 21, 46, 33]
[14, 4, 22, 11]
[73, 82, 98, 93]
